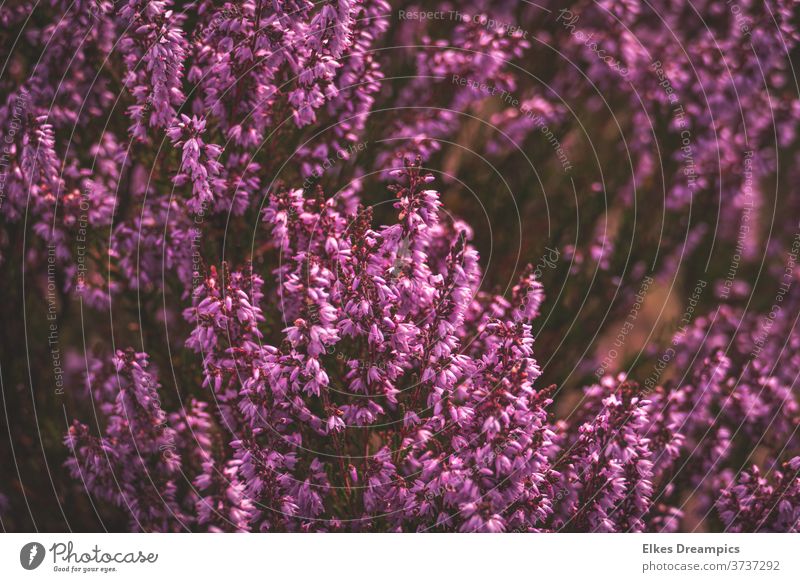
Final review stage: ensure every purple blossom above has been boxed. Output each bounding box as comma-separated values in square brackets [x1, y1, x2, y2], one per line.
[0, 0, 796, 534]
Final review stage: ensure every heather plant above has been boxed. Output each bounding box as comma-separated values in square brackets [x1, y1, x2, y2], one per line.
[0, 0, 799, 533]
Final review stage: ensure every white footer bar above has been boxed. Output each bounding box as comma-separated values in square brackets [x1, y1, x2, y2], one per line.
[1, 533, 798, 581]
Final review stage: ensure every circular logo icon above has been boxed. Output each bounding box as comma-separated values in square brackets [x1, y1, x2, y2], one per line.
[20, 542, 46, 570]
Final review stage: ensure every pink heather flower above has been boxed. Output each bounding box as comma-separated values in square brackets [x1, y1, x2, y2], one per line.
[1, 0, 796, 533]
[168, 114, 226, 214]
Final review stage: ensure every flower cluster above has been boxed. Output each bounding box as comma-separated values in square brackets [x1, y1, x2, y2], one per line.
[65, 164, 800, 531]
[65, 349, 186, 532]
[0, 0, 798, 533]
